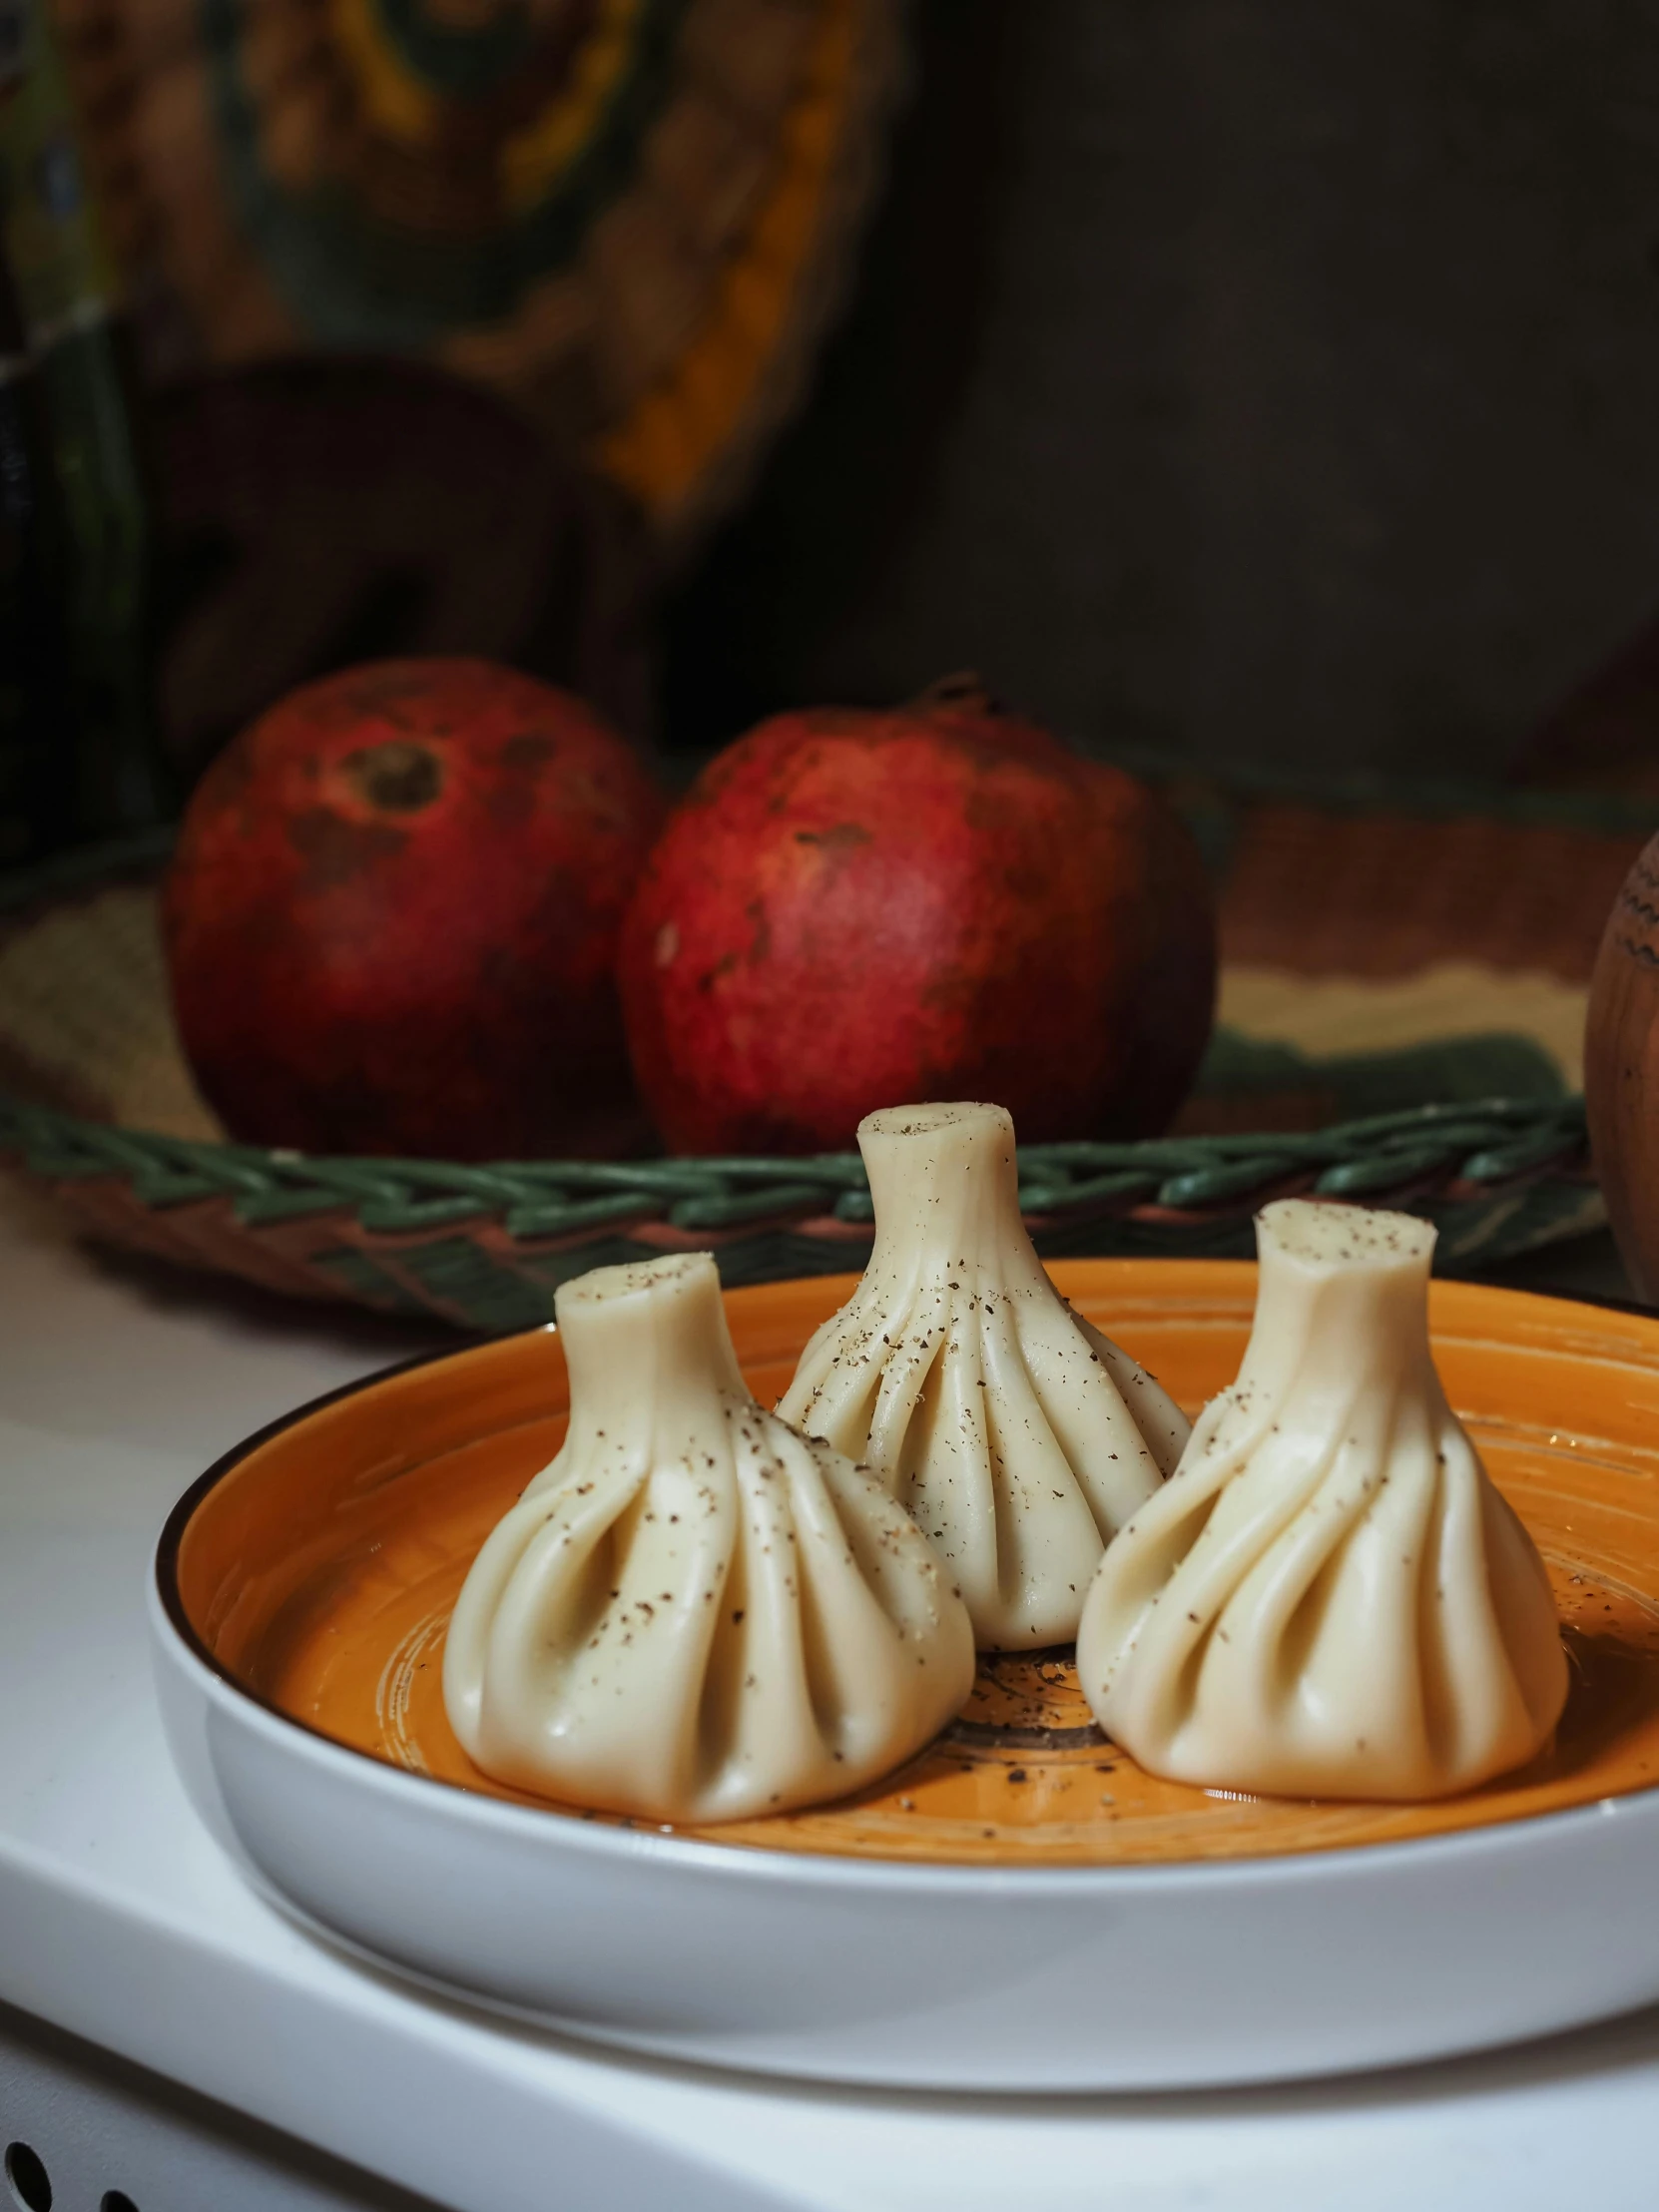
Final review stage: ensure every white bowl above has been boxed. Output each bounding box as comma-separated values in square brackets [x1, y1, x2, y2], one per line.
[150, 1245, 1659, 2100]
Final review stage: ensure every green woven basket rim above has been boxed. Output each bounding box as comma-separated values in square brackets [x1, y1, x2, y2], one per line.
[0, 1088, 1590, 1240]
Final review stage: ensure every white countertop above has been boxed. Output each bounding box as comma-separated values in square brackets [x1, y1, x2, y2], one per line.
[2, 1175, 1656, 2211]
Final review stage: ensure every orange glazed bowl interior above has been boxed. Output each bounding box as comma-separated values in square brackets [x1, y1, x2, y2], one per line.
[163, 1261, 1659, 1867]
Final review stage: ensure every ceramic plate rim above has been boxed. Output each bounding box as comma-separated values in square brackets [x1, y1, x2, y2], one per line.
[152, 1266, 1659, 1896]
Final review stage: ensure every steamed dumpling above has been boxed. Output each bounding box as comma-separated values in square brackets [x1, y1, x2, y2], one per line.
[776, 1102, 1189, 1649]
[1076, 1199, 1568, 1800]
[443, 1252, 974, 1822]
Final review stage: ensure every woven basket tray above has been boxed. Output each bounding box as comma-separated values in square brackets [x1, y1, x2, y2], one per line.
[0, 794, 1625, 1335]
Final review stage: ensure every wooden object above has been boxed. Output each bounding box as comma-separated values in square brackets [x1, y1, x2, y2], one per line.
[1587, 831, 1659, 1299]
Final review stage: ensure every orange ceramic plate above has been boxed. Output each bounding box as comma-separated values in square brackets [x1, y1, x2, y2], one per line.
[163, 1260, 1659, 1869]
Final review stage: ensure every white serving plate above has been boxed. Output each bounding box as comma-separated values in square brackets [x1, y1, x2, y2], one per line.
[147, 1263, 1659, 2091]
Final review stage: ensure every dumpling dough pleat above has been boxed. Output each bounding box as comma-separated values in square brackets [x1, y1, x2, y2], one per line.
[1076, 1199, 1569, 1800]
[777, 1102, 1189, 1650]
[443, 1252, 975, 1822]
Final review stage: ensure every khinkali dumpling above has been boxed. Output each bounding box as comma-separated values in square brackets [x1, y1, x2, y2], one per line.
[443, 1252, 974, 1822]
[776, 1102, 1189, 1649]
[1076, 1198, 1568, 1799]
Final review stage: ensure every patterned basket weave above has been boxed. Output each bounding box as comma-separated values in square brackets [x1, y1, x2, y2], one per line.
[0, 1087, 1599, 1334]
[0, 802, 1619, 1334]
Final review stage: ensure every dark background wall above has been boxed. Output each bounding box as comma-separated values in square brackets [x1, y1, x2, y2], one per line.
[663, 0, 1659, 780]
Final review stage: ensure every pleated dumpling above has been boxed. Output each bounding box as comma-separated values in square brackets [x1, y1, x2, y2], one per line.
[1076, 1199, 1568, 1800]
[776, 1102, 1189, 1649]
[443, 1252, 975, 1823]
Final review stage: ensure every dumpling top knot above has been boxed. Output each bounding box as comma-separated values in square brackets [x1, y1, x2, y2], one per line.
[1257, 1198, 1436, 1266]
[777, 1101, 1189, 1649]
[443, 1251, 974, 1822]
[1223, 1198, 1441, 1410]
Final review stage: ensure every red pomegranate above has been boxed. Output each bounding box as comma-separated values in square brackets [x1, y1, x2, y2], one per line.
[618, 680, 1216, 1154]
[165, 659, 666, 1159]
